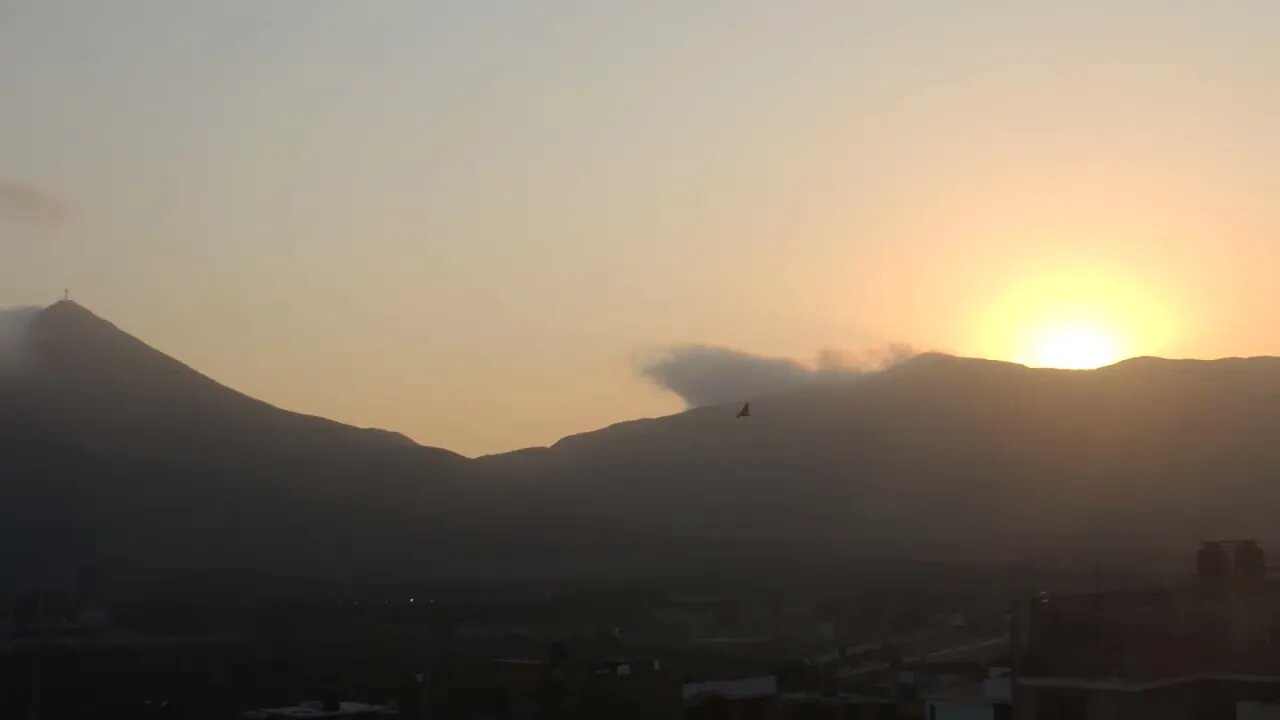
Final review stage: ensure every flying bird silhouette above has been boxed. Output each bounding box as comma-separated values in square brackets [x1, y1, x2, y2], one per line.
[736, 402, 750, 419]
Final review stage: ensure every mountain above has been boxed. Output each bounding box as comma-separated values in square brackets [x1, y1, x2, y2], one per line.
[5, 301, 1280, 597]
[483, 352, 1280, 567]
[0, 302, 549, 597]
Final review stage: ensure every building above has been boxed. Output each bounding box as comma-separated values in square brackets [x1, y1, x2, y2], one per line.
[683, 675, 779, 719]
[778, 691, 896, 719]
[1014, 540, 1280, 719]
[422, 644, 782, 719]
[919, 670, 1010, 720]
[423, 655, 567, 719]
[243, 698, 397, 719]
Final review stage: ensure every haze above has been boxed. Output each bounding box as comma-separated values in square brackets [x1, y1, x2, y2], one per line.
[3, 2, 1279, 455]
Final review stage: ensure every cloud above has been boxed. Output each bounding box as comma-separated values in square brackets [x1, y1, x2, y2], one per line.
[814, 342, 918, 374]
[640, 342, 918, 407]
[0, 181, 70, 225]
[0, 306, 40, 374]
[639, 346, 813, 407]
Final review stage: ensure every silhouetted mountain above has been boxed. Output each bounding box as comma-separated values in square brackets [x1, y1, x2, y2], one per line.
[0, 302, 545, 597]
[5, 302, 1280, 597]
[484, 351, 1280, 569]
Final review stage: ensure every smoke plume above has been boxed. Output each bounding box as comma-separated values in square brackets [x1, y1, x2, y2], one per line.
[641, 342, 918, 407]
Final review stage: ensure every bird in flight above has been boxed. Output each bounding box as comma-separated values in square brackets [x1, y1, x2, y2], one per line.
[736, 402, 751, 419]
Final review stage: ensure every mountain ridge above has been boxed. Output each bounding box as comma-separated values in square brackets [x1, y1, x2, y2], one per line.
[0, 302, 505, 594]
[19, 301, 436, 455]
[6, 300, 1280, 593]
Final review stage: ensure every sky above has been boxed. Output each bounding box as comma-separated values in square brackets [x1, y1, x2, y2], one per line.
[2, 1, 1279, 456]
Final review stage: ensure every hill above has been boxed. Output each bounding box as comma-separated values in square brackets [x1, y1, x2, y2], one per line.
[0, 302, 542, 597]
[5, 301, 1280, 596]
[483, 352, 1280, 567]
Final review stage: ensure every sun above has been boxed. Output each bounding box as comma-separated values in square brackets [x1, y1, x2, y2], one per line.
[966, 258, 1181, 371]
[1030, 324, 1119, 369]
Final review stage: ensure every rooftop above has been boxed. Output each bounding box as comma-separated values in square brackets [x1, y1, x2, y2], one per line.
[243, 701, 396, 719]
[780, 692, 893, 706]
[681, 675, 778, 705]
[493, 657, 547, 666]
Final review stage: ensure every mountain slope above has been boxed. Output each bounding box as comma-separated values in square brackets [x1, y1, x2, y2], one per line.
[483, 352, 1280, 565]
[6, 301, 1280, 594]
[0, 302, 528, 594]
[13, 301, 447, 458]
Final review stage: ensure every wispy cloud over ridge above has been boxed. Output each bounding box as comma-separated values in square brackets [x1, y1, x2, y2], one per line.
[640, 342, 917, 406]
[0, 180, 69, 225]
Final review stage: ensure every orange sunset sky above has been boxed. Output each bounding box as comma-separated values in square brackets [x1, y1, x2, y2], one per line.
[3, 2, 1278, 454]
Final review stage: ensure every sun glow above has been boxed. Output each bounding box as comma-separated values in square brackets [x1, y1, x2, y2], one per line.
[968, 259, 1180, 370]
[1029, 324, 1119, 369]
